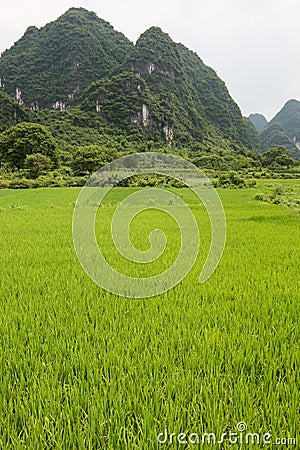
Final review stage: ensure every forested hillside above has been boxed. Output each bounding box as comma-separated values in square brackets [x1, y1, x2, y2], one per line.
[250, 100, 300, 159]
[0, 7, 299, 187]
[0, 8, 133, 109]
[0, 8, 256, 151]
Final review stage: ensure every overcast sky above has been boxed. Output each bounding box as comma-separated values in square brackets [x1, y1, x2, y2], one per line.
[0, 0, 298, 120]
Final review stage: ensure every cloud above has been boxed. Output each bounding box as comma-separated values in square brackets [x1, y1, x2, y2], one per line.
[0, 0, 299, 119]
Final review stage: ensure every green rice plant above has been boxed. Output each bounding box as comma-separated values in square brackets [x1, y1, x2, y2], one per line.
[0, 186, 298, 449]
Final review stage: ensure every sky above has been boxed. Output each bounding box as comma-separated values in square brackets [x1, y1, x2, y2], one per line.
[0, 0, 299, 120]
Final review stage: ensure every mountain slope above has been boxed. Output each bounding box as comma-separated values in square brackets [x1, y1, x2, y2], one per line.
[0, 8, 133, 109]
[253, 100, 300, 159]
[80, 71, 164, 136]
[121, 27, 255, 148]
[178, 44, 255, 149]
[259, 123, 299, 159]
[0, 89, 29, 132]
[249, 113, 268, 132]
[122, 27, 205, 143]
[0, 8, 258, 152]
[242, 117, 260, 150]
[269, 99, 300, 143]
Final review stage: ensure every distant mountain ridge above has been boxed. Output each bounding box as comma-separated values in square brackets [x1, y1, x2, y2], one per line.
[0, 8, 256, 151]
[249, 99, 300, 159]
[248, 113, 268, 132]
[270, 99, 300, 143]
[259, 124, 299, 159]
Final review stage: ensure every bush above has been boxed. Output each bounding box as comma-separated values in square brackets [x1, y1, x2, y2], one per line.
[216, 171, 247, 188]
[0, 123, 58, 169]
[24, 153, 52, 178]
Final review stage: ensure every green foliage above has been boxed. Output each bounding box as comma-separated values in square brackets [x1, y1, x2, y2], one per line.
[216, 171, 249, 188]
[0, 89, 28, 132]
[262, 146, 294, 168]
[191, 147, 261, 172]
[255, 182, 300, 211]
[79, 72, 164, 137]
[192, 154, 224, 170]
[274, 154, 294, 168]
[72, 145, 118, 175]
[178, 44, 256, 149]
[253, 100, 300, 160]
[242, 117, 260, 150]
[123, 28, 205, 143]
[0, 187, 298, 446]
[0, 172, 88, 189]
[0, 8, 133, 108]
[24, 153, 52, 178]
[262, 146, 286, 166]
[0, 8, 261, 154]
[117, 173, 185, 188]
[259, 124, 299, 159]
[0, 122, 57, 169]
[270, 99, 300, 142]
[29, 107, 158, 161]
[1, 7, 298, 176]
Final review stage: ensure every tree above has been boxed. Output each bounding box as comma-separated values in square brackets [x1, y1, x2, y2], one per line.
[192, 154, 223, 170]
[24, 153, 52, 178]
[262, 146, 286, 167]
[274, 154, 294, 168]
[72, 145, 118, 175]
[0, 123, 57, 169]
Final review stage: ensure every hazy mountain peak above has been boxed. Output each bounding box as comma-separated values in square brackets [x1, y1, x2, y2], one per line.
[270, 98, 300, 147]
[249, 113, 268, 132]
[254, 99, 300, 159]
[284, 98, 300, 107]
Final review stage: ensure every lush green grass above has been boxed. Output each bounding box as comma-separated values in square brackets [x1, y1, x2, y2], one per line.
[0, 186, 299, 449]
[256, 178, 300, 191]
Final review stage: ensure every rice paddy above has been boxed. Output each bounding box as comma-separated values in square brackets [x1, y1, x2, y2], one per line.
[0, 184, 299, 448]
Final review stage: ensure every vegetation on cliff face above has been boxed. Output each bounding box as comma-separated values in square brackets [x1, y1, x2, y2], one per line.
[0, 8, 133, 109]
[249, 100, 300, 160]
[0, 8, 257, 152]
[79, 72, 165, 138]
[269, 99, 300, 143]
[242, 117, 260, 150]
[0, 7, 299, 182]
[259, 124, 299, 159]
[123, 27, 205, 144]
[177, 44, 256, 149]
[0, 89, 28, 132]
[121, 28, 255, 149]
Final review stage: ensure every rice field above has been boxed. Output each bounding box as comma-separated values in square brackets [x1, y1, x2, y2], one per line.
[0, 184, 299, 449]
